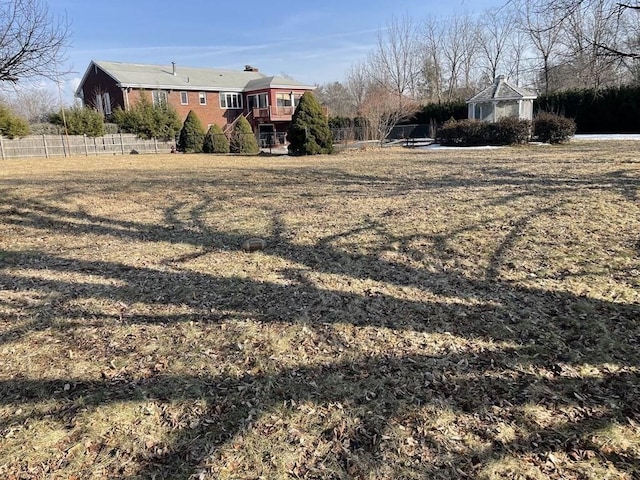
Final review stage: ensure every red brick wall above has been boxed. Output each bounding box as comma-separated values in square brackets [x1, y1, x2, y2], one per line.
[128, 89, 240, 129]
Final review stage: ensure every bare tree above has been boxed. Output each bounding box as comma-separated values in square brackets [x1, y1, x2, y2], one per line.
[367, 15, 421, 106]
[477, 8, 517, 81]
[419, 16, 446, 103]
[0, 0, 70, 83]
[422, 15, 478, 101]
[345, 61, 371, 115]
[514, 0, 566, 94]
[314, 81, 354, 118]
[557, 0, 625, 89]
[359, 84, 419, 144]
[516, 0, 639, 59]
[0, 86, 57, 121]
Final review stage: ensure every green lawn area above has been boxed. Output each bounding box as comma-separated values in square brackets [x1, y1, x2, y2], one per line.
[1, 143, 639, 479]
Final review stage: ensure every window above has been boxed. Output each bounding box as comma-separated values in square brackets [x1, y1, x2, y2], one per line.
[247, 93, 268, 109]
[199, 92, 207, 105]
[102, 92, 111, 115]
[152, 90, 168, 107]
[180, 91, 188, 105]
[220, 92, 243, 109]
[276, 93, 292, 107]
[95, 93, 103, 115]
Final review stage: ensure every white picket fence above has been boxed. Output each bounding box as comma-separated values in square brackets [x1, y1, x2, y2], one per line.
[0, 134, 175, 159]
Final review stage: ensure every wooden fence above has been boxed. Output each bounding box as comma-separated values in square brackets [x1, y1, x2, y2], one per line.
[0, 134, 175, 160]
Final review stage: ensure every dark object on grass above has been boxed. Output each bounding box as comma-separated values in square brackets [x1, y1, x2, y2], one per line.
[242, 238, 266, 252]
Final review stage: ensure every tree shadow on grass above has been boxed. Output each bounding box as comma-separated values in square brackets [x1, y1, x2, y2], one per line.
[1, 243, 639, 477]
[1, 160, 639, 478]
[1, 349, 638, 478]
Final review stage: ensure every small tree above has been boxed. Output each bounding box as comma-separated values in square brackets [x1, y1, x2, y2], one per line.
[230, 116, 259, 154]
[112, 95, 181, 140]
[0, 105, 29, 138]
[203, 123, 230, 153]
[359, 85, 419, 144]
[49, 106, 104, 136]
[288, 92, 333, 155]
[178, 110, 206, 153]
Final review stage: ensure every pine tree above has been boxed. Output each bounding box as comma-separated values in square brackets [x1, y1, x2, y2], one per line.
[287, 92, 333, 155]
[112, 95, 181, 140]
[230, 116, 259, 154]
[50, 106, 104, 136]
[178, 110, 205, 153]
[0, 105, 30, 138]
[203, 123, 230, 153]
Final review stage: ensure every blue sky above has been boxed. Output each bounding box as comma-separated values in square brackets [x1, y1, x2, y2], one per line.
[51, 0, 505, 101]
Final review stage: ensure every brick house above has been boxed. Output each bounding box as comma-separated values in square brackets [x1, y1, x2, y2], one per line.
[76, 60, 316, 144]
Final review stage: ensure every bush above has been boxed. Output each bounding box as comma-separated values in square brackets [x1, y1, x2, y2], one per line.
[438, 119, 483, 146]
[112, 95, 181, 140]
[178, 111, 206, 153]
[203, 123, 230, 153]
[0, 105, 30, 138]
[230, 116, 259, 154]
[533, 112, 576, 144]
[288, 92, 333, 155]
[489, 117, 531, 145]
[50, 106, 104, 137]
[438, 117, 531, 146]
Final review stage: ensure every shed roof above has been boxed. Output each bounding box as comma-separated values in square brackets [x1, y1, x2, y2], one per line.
[77, 60, 314, 94]
[467, 75, 537, 103]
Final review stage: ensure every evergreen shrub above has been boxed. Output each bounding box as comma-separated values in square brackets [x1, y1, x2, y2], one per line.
[112, 95, 181, 140]
[178, 110, 206, 153]
[0, 105, 30, 138]
[230, 116, 259, 154]
[288, 92, 333, 155]
[50, 107, 104, 137]
[533, 112, 576, 144]
[203, 123, 230, 153]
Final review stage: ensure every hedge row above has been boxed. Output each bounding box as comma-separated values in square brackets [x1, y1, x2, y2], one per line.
[437, 113, 576, 146]
[536, 85, 640, 133]
[438, 117, 532, 146]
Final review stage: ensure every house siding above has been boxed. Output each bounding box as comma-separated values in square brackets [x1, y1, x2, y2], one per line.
[78, 62, 315, 134]
[79, 66, 124, 113]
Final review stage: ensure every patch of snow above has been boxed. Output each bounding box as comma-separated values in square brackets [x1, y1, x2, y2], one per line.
[420, 144, 504, 150]
[573, 134, 640, 141]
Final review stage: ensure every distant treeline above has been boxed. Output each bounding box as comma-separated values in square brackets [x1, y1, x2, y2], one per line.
[391, 85, 640, 134]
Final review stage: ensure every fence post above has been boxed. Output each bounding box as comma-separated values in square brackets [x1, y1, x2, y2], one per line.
[61, 134, 67, 158]
[42, 135, 49, 158]
[0, 136, 5, 160]
[120, 133, 125, 154]
[93, 137, 97, 155]
[154, 137, 158, 153]
[84, 135, 88, 156]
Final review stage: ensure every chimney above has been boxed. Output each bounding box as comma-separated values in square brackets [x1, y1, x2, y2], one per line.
[244, 65, 259, 72]
[172, 62, 177, 76]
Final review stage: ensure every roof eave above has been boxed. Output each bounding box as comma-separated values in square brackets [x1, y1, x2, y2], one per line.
[467, 95, 537, 103]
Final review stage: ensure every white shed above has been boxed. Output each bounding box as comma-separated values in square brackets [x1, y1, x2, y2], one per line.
[467, 75, 537, 122]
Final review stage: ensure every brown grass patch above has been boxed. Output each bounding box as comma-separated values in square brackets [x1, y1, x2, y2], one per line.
[1, 142, 639, 479]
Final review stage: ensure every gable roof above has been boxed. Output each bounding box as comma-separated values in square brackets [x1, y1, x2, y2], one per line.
[77, 60, 315, 95]
[467, 75, 537, 103]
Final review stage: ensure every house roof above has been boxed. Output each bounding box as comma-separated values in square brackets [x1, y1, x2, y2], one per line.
[467, 75, 537, 103]
[77, 60, 315, 94]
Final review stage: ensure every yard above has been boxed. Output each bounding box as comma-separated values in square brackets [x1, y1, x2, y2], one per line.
[0, 142, 639, 479]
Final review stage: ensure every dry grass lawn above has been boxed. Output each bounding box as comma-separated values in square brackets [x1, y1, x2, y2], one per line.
[0, 142, 639, 479]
